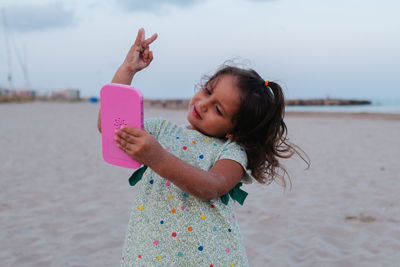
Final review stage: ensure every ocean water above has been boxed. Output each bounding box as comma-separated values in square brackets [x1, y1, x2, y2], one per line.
[285, 98, 400, 114]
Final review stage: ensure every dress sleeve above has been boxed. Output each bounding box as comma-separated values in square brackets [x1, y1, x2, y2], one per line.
[216, 141, 254, 184]
[144, 117, 166, 140]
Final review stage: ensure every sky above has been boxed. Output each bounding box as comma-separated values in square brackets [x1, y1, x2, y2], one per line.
[0, 0, 399, 100]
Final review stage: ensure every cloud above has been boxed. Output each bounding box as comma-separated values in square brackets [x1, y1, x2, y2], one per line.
[2, 3, 75, 33]
[114, 0, 205, 12]
[114, 0, 277, 14]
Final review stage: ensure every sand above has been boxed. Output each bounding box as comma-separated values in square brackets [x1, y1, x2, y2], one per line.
[1, 102, 399, 267]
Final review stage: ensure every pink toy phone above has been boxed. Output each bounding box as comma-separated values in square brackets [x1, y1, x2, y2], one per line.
[100, 83, 144, 169]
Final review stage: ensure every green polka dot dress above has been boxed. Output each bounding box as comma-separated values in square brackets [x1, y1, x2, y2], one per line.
[121, 118, 252, 266]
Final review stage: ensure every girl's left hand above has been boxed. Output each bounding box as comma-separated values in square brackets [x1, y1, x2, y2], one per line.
[114, 126, 165, 167]
[123, 28, 158, 74]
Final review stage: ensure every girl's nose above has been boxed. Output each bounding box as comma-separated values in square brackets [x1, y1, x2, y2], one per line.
[198, 98, 208, 112]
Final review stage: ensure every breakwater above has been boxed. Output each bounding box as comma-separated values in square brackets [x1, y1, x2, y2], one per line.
[143, 98, 371, 110]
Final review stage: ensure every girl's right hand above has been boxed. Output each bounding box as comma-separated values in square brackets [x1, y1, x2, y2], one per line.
[123, 28, 158, 74]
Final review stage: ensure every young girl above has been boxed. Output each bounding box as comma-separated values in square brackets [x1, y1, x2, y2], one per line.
[98, 28, 305, 266]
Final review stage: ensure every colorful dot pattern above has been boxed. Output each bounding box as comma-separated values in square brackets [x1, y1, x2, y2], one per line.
[121, 118, 251, 266]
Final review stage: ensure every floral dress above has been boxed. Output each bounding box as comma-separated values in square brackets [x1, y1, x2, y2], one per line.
[121, 118, 252, 267]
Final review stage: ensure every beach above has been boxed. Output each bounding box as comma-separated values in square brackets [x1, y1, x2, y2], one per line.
[1, 102, 399, 267]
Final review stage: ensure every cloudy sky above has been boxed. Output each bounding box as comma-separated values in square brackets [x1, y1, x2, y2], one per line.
[0, 0, 399, 100]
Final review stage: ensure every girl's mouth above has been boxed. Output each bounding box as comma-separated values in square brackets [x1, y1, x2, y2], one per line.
[193, 106, 202, 119]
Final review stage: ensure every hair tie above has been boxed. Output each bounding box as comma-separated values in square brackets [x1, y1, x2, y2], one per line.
[264, 80, 269, 87]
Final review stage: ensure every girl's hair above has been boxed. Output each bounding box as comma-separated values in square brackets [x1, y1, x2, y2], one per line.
[203, 65, 309, 187]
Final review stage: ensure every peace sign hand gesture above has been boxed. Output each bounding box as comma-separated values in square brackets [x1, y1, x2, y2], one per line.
[124, 28, 158, 73]
[112, 28, 157, 85]
[123, 28, 158, 73]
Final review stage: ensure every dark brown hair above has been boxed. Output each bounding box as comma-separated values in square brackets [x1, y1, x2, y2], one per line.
[203, 65, 309, 187]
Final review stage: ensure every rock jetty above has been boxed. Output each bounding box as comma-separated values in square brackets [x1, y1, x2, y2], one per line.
[286, 99, 371, 106]
[143, 98, 371, 109]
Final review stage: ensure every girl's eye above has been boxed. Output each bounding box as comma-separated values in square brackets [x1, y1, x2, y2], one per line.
[216, 106, 222, 116]
[204, 87, 211, 95]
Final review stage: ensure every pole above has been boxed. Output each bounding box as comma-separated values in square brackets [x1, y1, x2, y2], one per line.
[2, 8, 13, 91]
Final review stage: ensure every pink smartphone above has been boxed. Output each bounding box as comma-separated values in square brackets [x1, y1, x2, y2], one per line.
[100, 83, 144, 169]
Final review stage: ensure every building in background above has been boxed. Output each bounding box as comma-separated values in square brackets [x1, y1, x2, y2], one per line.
[51, 89, 80, 101]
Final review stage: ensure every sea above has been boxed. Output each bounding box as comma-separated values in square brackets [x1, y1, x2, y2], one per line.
[285, 98, 400, 114]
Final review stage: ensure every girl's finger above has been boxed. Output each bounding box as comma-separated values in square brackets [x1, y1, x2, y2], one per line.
[126, 133, 135, 144]
[115, 132, 128, 146]
[115, 136, 125, 146]
[124, 142, 131, 152]
[148, 51, 154, 64]
[115, 135, 123, 145]
[143, 33, 158, 47]
[121, 126, 143, 137]
[117, 137, 132, 151]
[141, 28, 145, 43]
[143, 47, 149, 62]
[118, 142, 128, 153]
[115, 129, 124, 139]
[133, 28, 144, 47]
[116, 130, 135, 144]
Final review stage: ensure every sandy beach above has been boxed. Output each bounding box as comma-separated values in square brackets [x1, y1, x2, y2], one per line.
[1, 102, 399, 267]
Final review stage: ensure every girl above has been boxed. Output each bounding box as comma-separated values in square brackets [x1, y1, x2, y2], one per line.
[98, 28, 306, 266]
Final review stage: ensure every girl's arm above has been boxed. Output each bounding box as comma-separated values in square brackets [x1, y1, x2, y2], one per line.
[115, 126, 243, 200]
[97, 28, 157, 133]
[155, 153, 244, 201]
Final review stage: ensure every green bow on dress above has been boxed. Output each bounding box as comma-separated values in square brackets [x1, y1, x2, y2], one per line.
[128, 165, 148, 186]
[220, 182, 248, 205]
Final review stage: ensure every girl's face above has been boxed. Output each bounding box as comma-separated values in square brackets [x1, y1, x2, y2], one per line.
[187, 75, 240, 138]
